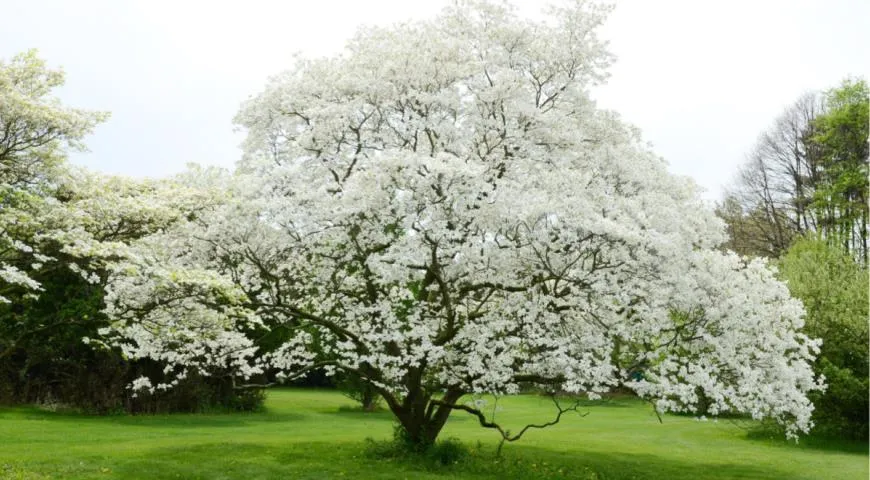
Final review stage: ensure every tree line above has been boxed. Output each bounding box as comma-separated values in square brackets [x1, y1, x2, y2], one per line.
[718, 78, 868, 262]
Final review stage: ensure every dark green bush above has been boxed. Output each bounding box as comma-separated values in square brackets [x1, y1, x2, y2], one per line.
[123, 362, 268, 414]
[0, 253, 265, 414]
[364, 423, 471, 465]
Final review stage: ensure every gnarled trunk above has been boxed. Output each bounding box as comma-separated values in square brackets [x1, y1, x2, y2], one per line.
[383, 387, 464, 447]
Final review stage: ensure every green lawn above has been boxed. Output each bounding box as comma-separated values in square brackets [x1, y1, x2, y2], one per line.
[0, 389, 866, 479]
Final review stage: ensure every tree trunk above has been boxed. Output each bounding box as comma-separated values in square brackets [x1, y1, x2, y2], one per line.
[861, 205, 867, 265]
[385, 387, 463, 448]
[360, 386, 379, 412]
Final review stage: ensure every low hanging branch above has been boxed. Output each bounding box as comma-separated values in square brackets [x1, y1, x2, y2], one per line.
[432, 393, 588, 455]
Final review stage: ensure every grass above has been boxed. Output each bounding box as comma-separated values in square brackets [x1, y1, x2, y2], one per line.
[0, 388, 866, 479]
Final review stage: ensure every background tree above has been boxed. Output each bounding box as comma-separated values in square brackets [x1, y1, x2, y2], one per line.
[719, 92, 823, 257]
[719, 78, 868, 261]
[715, 196, 794, 258]
[810, 78, 869, 263]
[0, 49, 108, 304]
[103, 0, 820, 448]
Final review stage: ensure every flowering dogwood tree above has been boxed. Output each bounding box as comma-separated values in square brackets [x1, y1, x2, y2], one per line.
[103, 1, 821, 446]
[0, 50, 109, 304]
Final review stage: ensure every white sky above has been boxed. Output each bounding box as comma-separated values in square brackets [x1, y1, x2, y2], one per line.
[3, 0, 868, 200]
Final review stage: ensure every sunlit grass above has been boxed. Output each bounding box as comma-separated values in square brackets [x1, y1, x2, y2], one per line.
[0, 388, 866, 479]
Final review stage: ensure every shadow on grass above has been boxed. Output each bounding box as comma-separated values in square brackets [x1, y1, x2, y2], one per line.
[106, 440, 808, 480]
[507, 445, 801, 480]
[744, 427, 868, 455]
[0, 405, 305, 429]
[505, 394, 641, 409]
[104, 411, 307, 428]
[110, 442, 393, 480]
[3, 400, 399, 430]
[332, 407, 396, 422]
[573, 398, 637, 409]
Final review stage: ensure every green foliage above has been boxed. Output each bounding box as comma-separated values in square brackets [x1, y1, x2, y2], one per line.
[0, 259, 118, 410]
[810, 78, 869, 262]
[778, 238, 869, 439]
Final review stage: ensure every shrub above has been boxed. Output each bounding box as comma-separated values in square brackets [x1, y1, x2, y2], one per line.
[778, 238, 869, 440]
[364, 423, 470, 466]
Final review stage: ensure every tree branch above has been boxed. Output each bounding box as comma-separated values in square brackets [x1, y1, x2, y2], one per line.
[431, 393, 586, 455]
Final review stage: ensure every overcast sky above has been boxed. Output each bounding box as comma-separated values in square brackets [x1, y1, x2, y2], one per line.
[3, 0, 867, 200]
